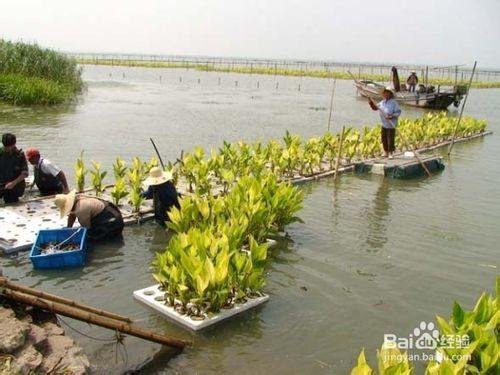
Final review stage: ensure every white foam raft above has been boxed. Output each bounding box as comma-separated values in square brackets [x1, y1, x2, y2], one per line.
[133, 284, 269, 331]
[0, 193, 154, 254]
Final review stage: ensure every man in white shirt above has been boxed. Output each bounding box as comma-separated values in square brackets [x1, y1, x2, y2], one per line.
[25, 148, 69, 196]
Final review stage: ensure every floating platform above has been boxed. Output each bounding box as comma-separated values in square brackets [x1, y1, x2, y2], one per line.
[0, 132, 491, 254]
[0, 192, 154, 254]
[354, 153, 445, 178]
[133, 284, 269, 331]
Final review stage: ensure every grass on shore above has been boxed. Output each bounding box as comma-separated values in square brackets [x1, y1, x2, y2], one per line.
[0, 39, 83, 105]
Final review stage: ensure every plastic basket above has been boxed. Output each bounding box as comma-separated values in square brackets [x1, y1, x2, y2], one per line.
[30, 228, 88, 269]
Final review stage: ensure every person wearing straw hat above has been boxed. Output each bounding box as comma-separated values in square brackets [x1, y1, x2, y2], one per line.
[141, 167, 180, 226]
[368, 87, 402, 159]
[54, 191, 124, 241]
[25, 147, 69, 196]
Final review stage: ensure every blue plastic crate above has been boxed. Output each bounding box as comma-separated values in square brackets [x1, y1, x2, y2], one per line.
[30, 228, 88, 269]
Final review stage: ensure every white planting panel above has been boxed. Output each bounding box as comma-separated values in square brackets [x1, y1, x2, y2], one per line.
[133, 284, 269, 331]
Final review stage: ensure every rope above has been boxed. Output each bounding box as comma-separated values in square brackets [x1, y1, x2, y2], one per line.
[33, 228, 83, 252]
[58, 316, 128, 365]
[54, 228, 83, 248]
[56, 315, 117, 343]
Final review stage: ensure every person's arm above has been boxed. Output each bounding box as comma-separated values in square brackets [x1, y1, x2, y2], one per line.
[4, 171, 28, 190]
[67, 213, 76, 227]
[141, 185, 153, 199]
[368, 97, 378, 111]
[57, 171, 70, 193]
[385, 101, 401, 119]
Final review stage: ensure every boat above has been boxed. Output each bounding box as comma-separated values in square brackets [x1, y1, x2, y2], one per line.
[354, 79, 467, 110]
[351, 66, 468, 110]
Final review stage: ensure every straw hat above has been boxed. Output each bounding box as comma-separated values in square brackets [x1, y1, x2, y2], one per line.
[143, 167, 173, 186]
[54, 190, 76, 218]
[381, 86, 396, 97]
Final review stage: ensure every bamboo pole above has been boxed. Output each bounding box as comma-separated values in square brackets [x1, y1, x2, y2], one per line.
[393, 128, 432, 177]
[448, 61, 477, 156]
[334, 126, 346, 182]
[327, 79, 336, 132]
[150, 138, 165, 170]
[2, 288, 188, 349]
[0, 277, 131, 323]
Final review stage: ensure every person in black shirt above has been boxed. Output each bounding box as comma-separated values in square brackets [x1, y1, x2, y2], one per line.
[141, 167, 180, 226]
[0, 133, 28, 204]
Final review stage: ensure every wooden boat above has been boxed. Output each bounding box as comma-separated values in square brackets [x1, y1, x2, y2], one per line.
[354, 79, 467, 110]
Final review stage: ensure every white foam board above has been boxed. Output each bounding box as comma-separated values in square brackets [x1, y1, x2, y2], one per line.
[133, 284, 269, 331]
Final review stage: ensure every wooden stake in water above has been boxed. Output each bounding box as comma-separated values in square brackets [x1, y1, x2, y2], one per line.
[327, 79, 337, 132]
[448, 61, 477, 156]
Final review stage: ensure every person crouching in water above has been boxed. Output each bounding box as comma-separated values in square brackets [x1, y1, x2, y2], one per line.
[25, 148, 69, 196]
[54, 191, 124, 241]
[368, 87, 402, 159]
[141, 167, 180, 226]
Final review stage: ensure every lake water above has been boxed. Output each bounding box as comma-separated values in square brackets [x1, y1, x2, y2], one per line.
[0, 65, 498, 374]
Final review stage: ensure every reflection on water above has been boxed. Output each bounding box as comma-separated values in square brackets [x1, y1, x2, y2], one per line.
[0, 66, 499, 374]
[363, 177, 391, 252]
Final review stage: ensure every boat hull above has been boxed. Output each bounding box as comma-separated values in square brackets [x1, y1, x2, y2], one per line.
[355, 81, 462, 110]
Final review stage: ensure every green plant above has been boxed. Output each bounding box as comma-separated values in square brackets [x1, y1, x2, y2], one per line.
[351, 277, 499, 375]
[154, 173, 304, 318]
[74, 151, 86, 192]
[89, 161, 107, 196]
[0, 39, 83, 105]
[129, 188, 145, 213]
[110, 178, 128, 206]
[113, 157, 127, 180]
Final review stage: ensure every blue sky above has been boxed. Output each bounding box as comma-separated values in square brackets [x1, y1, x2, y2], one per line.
[1, 0, 499, 68]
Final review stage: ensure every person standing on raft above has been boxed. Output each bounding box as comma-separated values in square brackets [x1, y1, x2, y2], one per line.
[141, 167, 180, 226]
[406, 71, 419, 92]
[368, 87, 402, 159]
[54, 191, 124, 241]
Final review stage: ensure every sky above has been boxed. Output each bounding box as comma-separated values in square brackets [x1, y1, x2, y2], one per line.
[1, 0, 499, 68]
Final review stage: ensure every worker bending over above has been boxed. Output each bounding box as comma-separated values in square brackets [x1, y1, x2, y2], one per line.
[54, 191, 124, 241]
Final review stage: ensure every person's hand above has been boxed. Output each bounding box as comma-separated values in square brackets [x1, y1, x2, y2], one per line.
[4, 181, 16, 190]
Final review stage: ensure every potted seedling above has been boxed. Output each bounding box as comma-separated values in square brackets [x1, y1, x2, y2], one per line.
[74, 151, 86, 192]
[89, 161, 107, 196]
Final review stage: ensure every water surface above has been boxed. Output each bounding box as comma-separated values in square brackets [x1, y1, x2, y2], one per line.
[1, 66, 498, 374]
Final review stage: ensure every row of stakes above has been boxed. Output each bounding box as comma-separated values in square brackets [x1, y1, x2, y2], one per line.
[107, 72, 303, 90]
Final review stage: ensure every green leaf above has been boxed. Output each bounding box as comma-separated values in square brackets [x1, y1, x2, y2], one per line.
[452, 302, 465, 329]
[351, 349, 373, 375]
